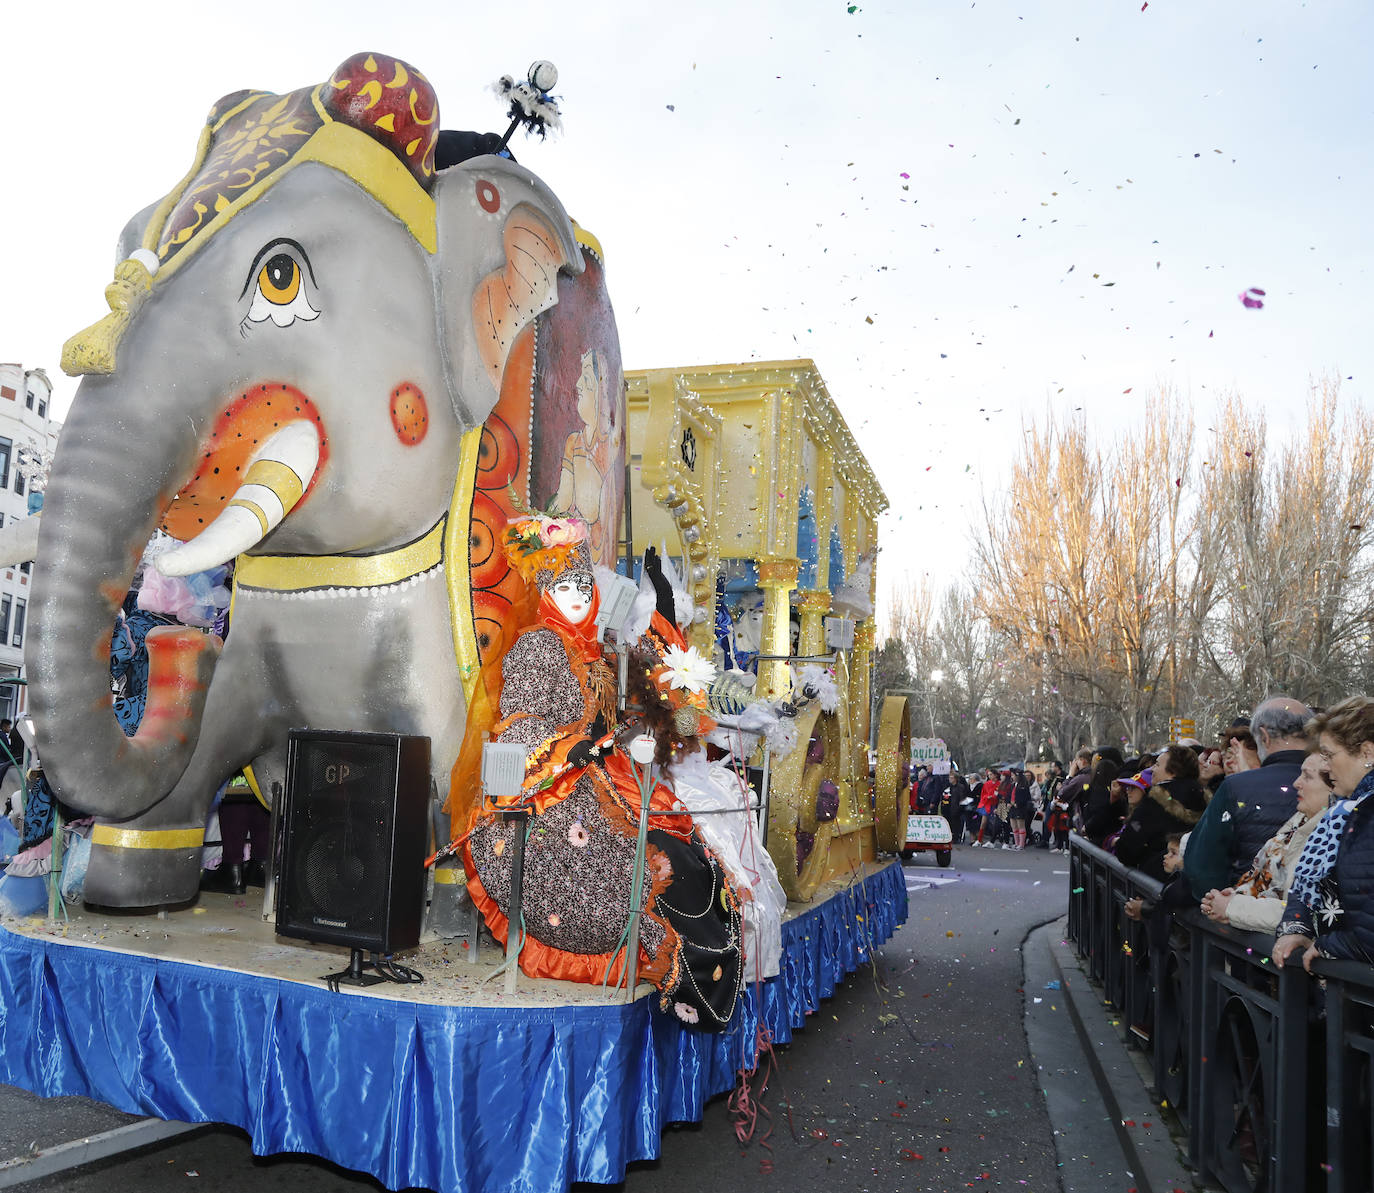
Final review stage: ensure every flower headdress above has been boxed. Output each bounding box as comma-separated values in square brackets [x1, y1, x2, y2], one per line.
[502, 512, 592, 591]
[628, 616, 719, 757]
[653, 642, 717, 736]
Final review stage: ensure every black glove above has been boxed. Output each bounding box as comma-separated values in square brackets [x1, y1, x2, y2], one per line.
[567, 739, 597, 769]
[642, 546, 676, 623]
[589, 713, 608, 741]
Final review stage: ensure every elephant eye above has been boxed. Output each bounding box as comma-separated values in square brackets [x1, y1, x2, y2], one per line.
[258, 254, 300, 305]
[242, 239, 320, 329]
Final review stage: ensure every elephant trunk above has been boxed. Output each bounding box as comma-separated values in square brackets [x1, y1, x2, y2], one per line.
[28, 373, 219, 820]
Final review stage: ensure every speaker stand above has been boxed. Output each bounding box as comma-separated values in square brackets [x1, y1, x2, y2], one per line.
[502, 807, 531, 998]
[324, 948, 387, 992]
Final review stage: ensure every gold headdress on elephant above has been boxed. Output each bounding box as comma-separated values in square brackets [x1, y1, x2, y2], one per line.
[62, 51, 440, 377]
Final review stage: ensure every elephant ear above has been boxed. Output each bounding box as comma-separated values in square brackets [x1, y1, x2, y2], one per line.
[432, 156, 583, 429]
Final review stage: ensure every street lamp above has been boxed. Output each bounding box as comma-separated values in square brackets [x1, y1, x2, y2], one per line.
[926, 670, 944, 736]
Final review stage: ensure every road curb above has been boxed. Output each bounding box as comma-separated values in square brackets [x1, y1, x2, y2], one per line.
[1024, 916, 1208, 1193]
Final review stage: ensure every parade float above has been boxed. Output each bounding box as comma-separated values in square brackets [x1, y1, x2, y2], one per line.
[0, 53, 908, 1193]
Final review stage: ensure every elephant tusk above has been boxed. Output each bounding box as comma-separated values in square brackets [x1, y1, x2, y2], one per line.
[157, 420, 320, 576]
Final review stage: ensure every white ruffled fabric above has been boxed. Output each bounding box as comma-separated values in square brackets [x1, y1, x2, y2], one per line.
[794, 664, 840, 714]
[668, 751, 786, 981]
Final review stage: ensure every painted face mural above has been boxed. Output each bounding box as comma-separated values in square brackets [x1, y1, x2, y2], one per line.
[551, 348, 621, 557]
[467, 245, 624, 663]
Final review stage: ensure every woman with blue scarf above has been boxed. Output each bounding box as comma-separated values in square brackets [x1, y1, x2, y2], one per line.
[1273, 696, 1374, 970]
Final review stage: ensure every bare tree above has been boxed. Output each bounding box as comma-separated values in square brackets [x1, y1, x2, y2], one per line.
[905, 377, 1374, 759]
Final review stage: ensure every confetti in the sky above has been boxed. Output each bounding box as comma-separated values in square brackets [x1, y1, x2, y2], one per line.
[1240, 286, 1266, 309]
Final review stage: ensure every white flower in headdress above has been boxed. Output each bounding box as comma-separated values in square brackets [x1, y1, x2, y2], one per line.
[660, 645, 717, 694]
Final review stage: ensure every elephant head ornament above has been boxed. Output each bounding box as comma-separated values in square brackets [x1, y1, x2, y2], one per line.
[29, 52, 614, 905]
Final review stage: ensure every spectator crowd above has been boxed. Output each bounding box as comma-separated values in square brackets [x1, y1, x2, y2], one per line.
[1040, 695, 1374, 976]
[906, 694, 1374, 974]
[908, 755, 1076, 852]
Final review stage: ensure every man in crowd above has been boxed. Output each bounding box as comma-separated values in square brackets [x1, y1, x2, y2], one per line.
[1057, 747, 1094, 831]
[944, 769, 972, 842]
[1184, 695, 1311, 899]
[917, 765, 948, 813]
[961, 769, 985, 840]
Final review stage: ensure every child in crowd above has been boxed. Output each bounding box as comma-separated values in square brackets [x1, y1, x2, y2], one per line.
[1124, 833, 1193, 954]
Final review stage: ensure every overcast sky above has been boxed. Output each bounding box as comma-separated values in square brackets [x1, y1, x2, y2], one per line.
[3, 1, 1368, 602]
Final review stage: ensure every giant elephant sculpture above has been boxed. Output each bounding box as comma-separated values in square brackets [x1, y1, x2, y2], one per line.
[29, 52, 622, 906]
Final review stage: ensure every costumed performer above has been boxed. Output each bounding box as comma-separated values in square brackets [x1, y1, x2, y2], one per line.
[458, 517, 743, 1029]
[634, 563, 785, 983]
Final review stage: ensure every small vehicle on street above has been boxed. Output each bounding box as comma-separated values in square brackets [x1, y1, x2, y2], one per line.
[902, 812, 953, 867]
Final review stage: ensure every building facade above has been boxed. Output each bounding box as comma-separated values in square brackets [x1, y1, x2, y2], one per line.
[0, 364, 60, 725]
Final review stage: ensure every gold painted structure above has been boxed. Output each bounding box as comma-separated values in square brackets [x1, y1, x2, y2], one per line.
[625, 360, 887, 901]
[873, 695, 914, 854]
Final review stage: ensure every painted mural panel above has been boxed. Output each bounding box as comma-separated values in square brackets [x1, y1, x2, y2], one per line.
[468, 243, 623, 662]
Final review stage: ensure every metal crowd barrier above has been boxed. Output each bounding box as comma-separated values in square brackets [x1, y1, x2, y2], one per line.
[1067, 836, 1374, 1193]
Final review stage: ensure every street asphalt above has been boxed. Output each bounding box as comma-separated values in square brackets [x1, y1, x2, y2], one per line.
[0, 842, 1099, 1192]
[596, 841, 1076, 1193]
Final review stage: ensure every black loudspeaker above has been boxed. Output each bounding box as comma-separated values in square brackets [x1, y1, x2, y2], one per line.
[276, 729, 430, 955]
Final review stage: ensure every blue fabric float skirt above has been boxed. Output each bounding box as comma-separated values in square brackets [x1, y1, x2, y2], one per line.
[0, 860, 906, 1192]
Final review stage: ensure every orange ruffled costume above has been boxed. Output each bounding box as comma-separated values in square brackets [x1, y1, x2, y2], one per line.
[452, 516, 743, 1025]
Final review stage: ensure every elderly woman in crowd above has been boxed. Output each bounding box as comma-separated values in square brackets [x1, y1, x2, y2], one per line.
[1274, 697, 1374, 970]
[1201, 751, 1334, 931]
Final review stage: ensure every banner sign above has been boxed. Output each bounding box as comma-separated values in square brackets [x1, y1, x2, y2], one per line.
[911, 738, 950, 764]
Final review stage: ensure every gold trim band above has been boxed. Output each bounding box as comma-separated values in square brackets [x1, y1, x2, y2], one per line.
[446, 427, 484, 698]
[242, 763, 270, 811]
[235, 517, 446, 592]
[91, 825, 206, 850]
[229, 498, 270, 536]
[243, 459, 305, 512]
[295, 122, 437, 253]
[572, 221, 604, 262]
[432, 866, 464, 885]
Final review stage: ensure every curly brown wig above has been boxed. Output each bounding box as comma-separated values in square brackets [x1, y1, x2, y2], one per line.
[624, 649, 688, 769]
